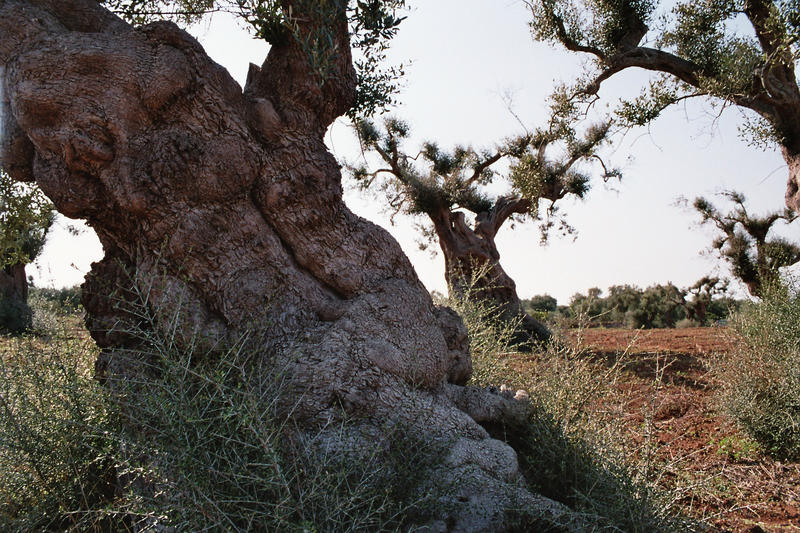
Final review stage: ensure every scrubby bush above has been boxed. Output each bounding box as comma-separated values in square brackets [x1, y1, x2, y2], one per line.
[110, 336, 449, 531]
[26, 285, 83, 334]
[0, 319, 115, 532]
[561, 280, 742, 329]
[716, 280, 800, 461]
[706, 297, 741, 324]
[444, 273, 699, 530]
[1, 287, 451, 532]
[676, 318, 700, 329]
[434, 266, 523, 387]
[500, 334, 700, 532]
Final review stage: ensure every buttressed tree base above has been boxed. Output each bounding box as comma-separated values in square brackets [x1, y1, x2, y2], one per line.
[0, 1, 574, 529]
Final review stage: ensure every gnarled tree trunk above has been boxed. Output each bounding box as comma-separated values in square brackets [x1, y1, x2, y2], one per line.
[0, 1, 571, 529]
[430, 198, 551, 346]
[783, 145, 800, 212]
[0, 262, 31, 332]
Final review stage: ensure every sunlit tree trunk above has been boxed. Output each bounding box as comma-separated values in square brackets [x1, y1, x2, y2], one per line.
[430, 198, 551, 345]
[782, 146, 800, 212]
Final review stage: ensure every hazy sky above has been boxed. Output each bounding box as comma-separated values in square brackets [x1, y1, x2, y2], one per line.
[30, 0, 796, 304]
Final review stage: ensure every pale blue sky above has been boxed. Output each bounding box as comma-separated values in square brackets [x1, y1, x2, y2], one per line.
[30, 0, 795, 304]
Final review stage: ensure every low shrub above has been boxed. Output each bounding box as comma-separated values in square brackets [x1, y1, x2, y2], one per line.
[26, 286, 83, 335]
[1, 288, 452, 532]
[504, 334, 699, 532]
[715, 279, 800, 461]
[0, 321, 116, 532]
[676, 318, 700, 329]
[432, 265, 522, 388]
[506, 407, 695, 532]
[111, 342, 449, 532]
[443, 273, 699, 530]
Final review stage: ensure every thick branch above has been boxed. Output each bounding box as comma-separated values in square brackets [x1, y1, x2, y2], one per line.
[0, 104, 35, 183]
[532, 2, 606, 60]
[463, 151, 505, 188]
[745, 0, 784, 57]
[245, 1, 357, 133]
[374, 145, 408, 184]
[428, 206, 457, 254]
[0, 0, 120, 63]
[588, 47, 701, 95]
[475, 196, 531, 240]
[28, 0, 129, 34]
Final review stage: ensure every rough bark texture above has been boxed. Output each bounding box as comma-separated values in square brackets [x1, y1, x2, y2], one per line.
[430, 198, 551, 345]
[0, 262, 31, 332]
[0, 1, 572, 529]
[782, 146, 800, 212]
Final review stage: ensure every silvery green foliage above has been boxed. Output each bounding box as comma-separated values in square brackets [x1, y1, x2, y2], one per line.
[0, 171, 54, 268]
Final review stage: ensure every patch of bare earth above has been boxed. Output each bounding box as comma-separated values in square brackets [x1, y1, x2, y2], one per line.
[511, 327, 800, 532]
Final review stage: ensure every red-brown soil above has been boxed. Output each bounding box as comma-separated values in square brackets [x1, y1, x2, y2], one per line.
[513, 327, 800, 532]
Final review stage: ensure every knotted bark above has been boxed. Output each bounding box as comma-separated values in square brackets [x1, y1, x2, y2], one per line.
[0, 1, 572, 529]
[431, 197, 551, 345]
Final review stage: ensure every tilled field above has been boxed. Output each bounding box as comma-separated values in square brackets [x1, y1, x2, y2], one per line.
[511, 327, 800, 532]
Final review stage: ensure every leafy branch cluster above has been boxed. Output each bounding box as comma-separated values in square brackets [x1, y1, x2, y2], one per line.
[0, 171, 54, 269]
[526, 0, 800, 147]
[351, 112, 619, 246]
[694, 190, 799, 296]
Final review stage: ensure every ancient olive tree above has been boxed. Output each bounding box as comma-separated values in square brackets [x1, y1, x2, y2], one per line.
[0, 170, 54, 332]
[0, 0, 574, 529]
[694, 190, 799, 296]
[352, 116, 618, 345]
[526, 0, 800, 212]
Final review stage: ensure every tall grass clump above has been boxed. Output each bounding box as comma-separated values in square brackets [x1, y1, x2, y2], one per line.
[509, 338, 699, 532]
[110, 333, 448, 531]
[716, 278, 800, 461]
[433, 264, 523, 388]
[441, 269, 700, 531]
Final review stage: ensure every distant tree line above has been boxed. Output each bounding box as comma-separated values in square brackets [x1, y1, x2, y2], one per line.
[523, 277, 743, 329]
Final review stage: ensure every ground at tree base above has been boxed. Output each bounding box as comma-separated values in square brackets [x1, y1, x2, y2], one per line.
[507, 327, 799, 533]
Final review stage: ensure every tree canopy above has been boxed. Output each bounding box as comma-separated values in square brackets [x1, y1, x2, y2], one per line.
[0, 170, 54, 269]
[0, 170, 54, 332]
[100, 0, 407, 118]
[562, 279, 738, 328]
[526, 0, 800, 210]
[351, 114, 619, 248]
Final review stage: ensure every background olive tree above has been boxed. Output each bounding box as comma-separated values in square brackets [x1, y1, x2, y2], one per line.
[526, 0, 800, 212]
[0, 170, 54, 333]
[693, 190, 799, 297]
[351, 115, 619, 344]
